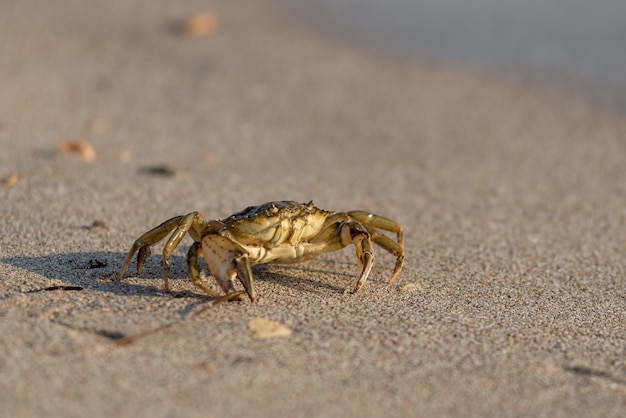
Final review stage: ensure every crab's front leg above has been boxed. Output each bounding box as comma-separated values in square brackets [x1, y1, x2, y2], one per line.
[118, 215, 186, 282]
[159, 212, 205, 291]
[118, 212, 206, 292]
[201, 234, 256, 302]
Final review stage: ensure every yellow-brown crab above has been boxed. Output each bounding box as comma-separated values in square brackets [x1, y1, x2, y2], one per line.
[118, 201, 404, 302]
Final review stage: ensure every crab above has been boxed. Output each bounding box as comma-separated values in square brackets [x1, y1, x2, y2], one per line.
[117, 201, 404, 302]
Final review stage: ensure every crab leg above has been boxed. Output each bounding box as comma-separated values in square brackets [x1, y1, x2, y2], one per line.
[311, 213, 351, 245]
[118, 212, 206, 291]
[160, 212, 205, 291]
[368, 230, 405, 284]
[347, 211, 404, 247]
[187, 241, 220, 298]
[340, 221, 375, 293]
[118, 215, 186, 282]
[347, 211, 405, 284]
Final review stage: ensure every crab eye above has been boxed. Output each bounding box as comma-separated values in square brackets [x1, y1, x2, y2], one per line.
[267, 204, 279, 215]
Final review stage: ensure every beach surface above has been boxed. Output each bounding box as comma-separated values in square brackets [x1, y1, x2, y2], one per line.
[1, 0, 625, 416]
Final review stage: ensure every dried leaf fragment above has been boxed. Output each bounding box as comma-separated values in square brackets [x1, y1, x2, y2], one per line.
[138, 164, 178, 177]
[88, 220, 107, 230]
[198, 362, 216, 373]
[59, 140, 96, 161]
[248, 317, 292, 339]
[397, 282, 423, 293]
[181, 12, 218, 38]
[26, 285, 84, 293]
[87, 258, 108, 269]
[96, 330, 126, 340]
[2, 172, 18, 188]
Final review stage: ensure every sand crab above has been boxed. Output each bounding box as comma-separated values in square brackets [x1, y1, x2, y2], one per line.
[118, 201, 404, 302]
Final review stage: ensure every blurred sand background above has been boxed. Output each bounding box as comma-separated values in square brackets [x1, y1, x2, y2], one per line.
[1, 0, 625, 417]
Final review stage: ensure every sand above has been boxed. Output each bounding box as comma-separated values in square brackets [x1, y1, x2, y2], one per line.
[1, 0, 625, 416]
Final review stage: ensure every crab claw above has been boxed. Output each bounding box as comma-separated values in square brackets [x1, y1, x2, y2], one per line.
[202, 235, 256, 302]
[232, 253, 255, 302]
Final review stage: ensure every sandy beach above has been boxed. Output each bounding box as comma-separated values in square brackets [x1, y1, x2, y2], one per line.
[1, 0, 625, 416]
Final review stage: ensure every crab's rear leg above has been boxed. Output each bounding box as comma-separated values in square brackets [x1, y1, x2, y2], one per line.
[347, 211, 405, 284]
[340, 221, 376, 294]
[369, 231, 404, 284]
[347, 211, 404, 247]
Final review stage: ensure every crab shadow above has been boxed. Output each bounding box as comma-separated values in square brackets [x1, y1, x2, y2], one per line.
[0, 251, 350, 298]
[1, 251, 185, 298]
[252, 263, 352, 295]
